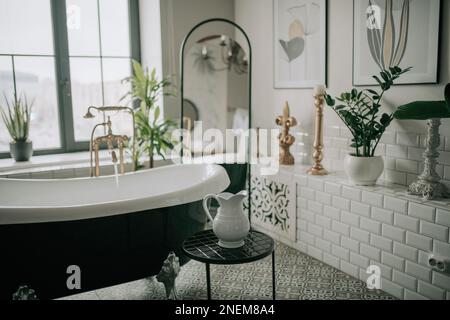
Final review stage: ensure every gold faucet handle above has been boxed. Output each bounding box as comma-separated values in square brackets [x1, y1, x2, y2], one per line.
[107, 116, 113, 135]
[111, 150, 118, 164]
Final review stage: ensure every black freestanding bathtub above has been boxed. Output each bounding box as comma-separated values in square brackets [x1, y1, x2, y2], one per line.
[0, 164, 232, 299]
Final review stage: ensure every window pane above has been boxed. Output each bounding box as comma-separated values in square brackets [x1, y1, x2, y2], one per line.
[102, 58, 131, 105]
[102, 58, 132, 136]
[13, 56, 61, 150]
[66, 0, 100, 56]
[99, 0, 130, 57]
[0, 0, 54, 55]
[70, 57, 102, 141]
[0, 56, 15, 152]
[0, 57, 14, 105]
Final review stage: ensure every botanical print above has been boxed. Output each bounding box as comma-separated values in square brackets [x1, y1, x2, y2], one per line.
[274, 0, 326, 88]
[354, 0, 441, 85]
[366, 0, 410, 70]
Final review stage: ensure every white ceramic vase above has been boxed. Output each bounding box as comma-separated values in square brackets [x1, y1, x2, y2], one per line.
[203, 191, 249, 248]
[344, 154, 384, 186]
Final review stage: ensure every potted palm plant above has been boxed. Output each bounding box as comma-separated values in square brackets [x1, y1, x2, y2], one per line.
[122, 60, 176, 169]
[325, 66, 411, 186]
[1, 94, 34, 162]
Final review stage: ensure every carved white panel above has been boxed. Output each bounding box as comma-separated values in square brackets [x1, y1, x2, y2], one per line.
[247, 168, 297, 243]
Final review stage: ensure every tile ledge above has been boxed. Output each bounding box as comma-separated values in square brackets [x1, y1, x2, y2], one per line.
[252, 163, 450, 210]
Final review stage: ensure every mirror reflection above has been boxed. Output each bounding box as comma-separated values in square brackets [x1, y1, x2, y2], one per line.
[183, 30, 249, 156]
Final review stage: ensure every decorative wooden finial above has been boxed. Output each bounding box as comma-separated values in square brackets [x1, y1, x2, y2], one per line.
[307, 86, 328, 176]
[276, 102, 297, 165]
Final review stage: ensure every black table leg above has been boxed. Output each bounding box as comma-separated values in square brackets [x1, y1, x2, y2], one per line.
[206, 263, 212, 300]
[272, 250, 276, 300]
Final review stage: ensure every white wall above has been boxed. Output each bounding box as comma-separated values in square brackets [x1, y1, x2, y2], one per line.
[235, 0, 450, 147]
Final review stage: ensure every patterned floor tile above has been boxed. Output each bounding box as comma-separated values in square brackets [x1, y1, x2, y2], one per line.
[60, 242, 395, 300]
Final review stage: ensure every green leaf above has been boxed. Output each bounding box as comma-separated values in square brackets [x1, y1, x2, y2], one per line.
[154, 106, 160, 123]
[325, 94, 335, 107]
[132, 59, 145, 82]
[357, 91, 363, 99]
[380, 113, 392, 126]
[325, 67, 411, 158]
[0, 93, 33, 141]
[373, 76, 383, 86]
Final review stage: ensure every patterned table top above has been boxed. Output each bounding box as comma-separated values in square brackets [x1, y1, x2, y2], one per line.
[182, 229, 274, 265]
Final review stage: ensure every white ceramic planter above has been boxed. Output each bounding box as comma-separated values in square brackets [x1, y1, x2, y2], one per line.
[344, 154, 384, 186]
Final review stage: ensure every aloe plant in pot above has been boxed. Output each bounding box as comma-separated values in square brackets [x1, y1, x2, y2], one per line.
[325, 66, 411, 186]
[1, 94, 34, 162]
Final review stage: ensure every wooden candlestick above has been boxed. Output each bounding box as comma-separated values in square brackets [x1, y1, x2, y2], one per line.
[276, 102, 297, 165]
[307, 88, 328, 175]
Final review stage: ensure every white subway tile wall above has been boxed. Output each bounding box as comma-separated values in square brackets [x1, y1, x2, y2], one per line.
[291, 172, 450, 300]
[405, 261, 431, 282]
[381, 251, 405, 271]
[436, 209, 450, 227]
[321, 127, 450, 188]
[392, 270, 417, 291]
[432, 272, 450, 291]
[381, 279, 403, 299]
[384, 196, 408, 214]
[418, 281, 445, 300]
[404, 289, 429, 300]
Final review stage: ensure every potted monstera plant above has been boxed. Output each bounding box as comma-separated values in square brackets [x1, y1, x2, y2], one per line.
[325, 66, 411, 186]
[1, 94, 34, 162]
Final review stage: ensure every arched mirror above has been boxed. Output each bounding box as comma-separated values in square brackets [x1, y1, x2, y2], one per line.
[180, 19, 252, 194]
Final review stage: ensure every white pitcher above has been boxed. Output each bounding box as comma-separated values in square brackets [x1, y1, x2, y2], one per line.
[203, 191, 249, 248]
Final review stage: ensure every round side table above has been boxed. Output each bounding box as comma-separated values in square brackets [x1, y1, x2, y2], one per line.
[182, 229, 276, 300]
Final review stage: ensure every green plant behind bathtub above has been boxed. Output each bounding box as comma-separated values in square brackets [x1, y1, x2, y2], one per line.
[1, 94, 33, 142]
[324, 66, 411, 157]
[122, 60, 177, 169]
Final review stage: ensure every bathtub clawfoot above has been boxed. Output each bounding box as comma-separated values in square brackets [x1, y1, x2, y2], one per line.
[156, 252, 180, 300]
[12, 285, 38, 300]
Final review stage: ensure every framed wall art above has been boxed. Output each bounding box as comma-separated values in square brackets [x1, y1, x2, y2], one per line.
[353, 0, 441, 86]
[274, 0, 327, 89]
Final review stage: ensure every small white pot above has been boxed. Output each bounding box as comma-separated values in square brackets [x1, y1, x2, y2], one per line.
[344, 154, 384, 186]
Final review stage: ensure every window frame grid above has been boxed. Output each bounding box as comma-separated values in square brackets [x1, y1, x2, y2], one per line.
[0, 0, 141, 159]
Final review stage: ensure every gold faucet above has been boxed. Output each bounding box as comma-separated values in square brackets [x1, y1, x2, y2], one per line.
[92, 117, 128, 177]
[84, 106, 137, 177]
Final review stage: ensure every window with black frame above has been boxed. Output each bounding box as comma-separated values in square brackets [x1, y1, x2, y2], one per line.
[0, 0, 140, 158]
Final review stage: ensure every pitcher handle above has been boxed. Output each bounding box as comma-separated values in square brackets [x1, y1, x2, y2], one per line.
[203, 194, 219, 222]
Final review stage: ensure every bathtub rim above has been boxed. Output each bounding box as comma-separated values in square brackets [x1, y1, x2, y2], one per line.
[0, 163, 231, 225]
